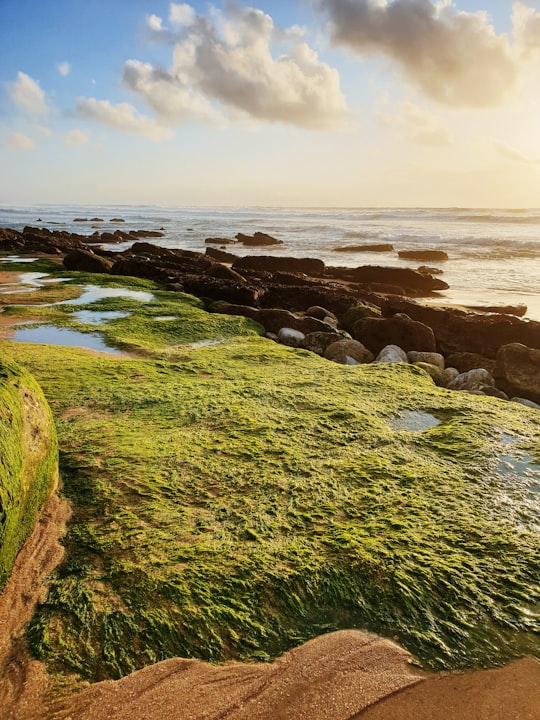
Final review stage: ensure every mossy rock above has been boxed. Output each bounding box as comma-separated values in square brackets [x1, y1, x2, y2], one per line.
[413, 361, 448, 387]
[0, 356, 58, 590]
[341, 304, 381, 333]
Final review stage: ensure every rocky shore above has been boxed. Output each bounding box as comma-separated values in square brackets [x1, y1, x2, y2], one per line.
[2, 225, 539, 407]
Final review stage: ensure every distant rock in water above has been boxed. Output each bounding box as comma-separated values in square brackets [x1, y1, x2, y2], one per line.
[398, 250, 449, 261]
[73, 218, 88, 222]
[0, 356, 58, 591]
[236, 231, 283, 246]
[205, 237, 237, 245]
[110, 218, 125, 222]
[417, 265, 444, 275]
[333, 244, 394, 252]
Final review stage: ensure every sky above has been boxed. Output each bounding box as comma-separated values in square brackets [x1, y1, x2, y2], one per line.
[1, 0, 539, 208]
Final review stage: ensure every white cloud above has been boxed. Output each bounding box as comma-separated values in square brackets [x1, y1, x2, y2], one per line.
[169, 3, 196, 26]
[75, 97, 173, 141]
[378, 102, 453, 146]
[146, 14, 164, 32]
[318, 0, 517, 107]
[58, 61, 71, 77]
[127, 3, 347, 129]
[64, 128, 89, 146]
[6, 71, 48, 116]
[513, 1, 540, 56]
[7, 131, 35, 150]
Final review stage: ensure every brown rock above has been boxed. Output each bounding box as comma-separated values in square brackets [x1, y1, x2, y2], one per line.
[233, 255, 325, 276]
[494, 343, 540, 404]
[324, 339, 374, 364]
[348, 266, 448, 295]
[398, 250, 449, 261]
[444, 352, 496, 375]
[63, 249, 113, 274]
[236, 231, 283, 246]
[352, 313, 436, 355]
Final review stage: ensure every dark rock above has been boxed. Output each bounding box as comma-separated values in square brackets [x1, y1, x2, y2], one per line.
[272, 272, 327, 287]
[417, 265, 444, 275]
[398, 250, 449, 261]
[207, 264, 246, 282]
[464, 304, 527, 317]
[179, 276, 261, 307]
[348, 266, 448, 295]
[73, 218, 88, 222]
[444, 352, 496, 375]
[304, 331, 348, 356]
[333, 244, 394, 252]
[260, 284, 358, 317]
[341, 304, 381, 333]
[383, 297, 540, 358]
[128, 230, 165, 238]
[63, 248, 114, 273]
[205, 247, 239, 263]
[413, 362, 448, 386]
[90, 217, 104, 222]
[494, 343, 540, 404]
[447, 368, 495, 392]
[233, 255, 325, 277]
[351, 313, 436, 355]
[110, 218, 125, 222]
[236, 231, 283, 246]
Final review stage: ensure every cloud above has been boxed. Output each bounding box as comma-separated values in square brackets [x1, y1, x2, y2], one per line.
[317, 0, 517, 107]
[513, 1, 540, 56]
[58, 61, 71, 77]
[7, 131, 35, 150]
[6, 71, 48, 116]
[146, 14, 164, 32]
[378, 101, 452, 146]
[129, 3, 347, 129]
[64, 128, 89, 146]
[493, 140, 538, 165]
[169, 3, 196, 26]
[75, 98, 173, 141]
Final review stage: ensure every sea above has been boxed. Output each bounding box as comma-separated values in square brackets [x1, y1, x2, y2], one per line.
[1, 205, 539, 320]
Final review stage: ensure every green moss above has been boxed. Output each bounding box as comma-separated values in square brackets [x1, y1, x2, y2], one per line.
[1, 336, 539, 681]
[0, 355, 58, 589]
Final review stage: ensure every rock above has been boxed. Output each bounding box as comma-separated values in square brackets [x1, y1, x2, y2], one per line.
[90, 217, 104, 222]
[447, 369, 495, 392]
[324, 339, 374, 364]
[347, 266, 449, 296]
[236, 232, 283, 246]
[73, 218, 88, 222]
[444, 367, 459, 384]
[181, 276, 261, 307]
[305, 306, 331, 320]
[63, 248, 114, 273]
[444, 352, 496, 375]
[341, 304, 381, 333]
[277, 328, 305, 347]
[333, 244, 394, 252]
[511, 397, 540, 410]
[417, 265, 444, 275]
[205, 247, 239, 263]
[352, 314, 436, 355]
[0, 356, 58, 590]
[413, 362, 448, 386]
[110, 218, 125, 222]
[383, 297, 540, 358]
[398, 250, 449, 261]
[260, 284, 358, 317]
[208, 303, 329, 336]
[478, 385, 509, 400]
[375, 345, 408, 363]
[233, 255, 325, 277]
[464, 304, 528, 317]
[128, 230, 165, 238]
[494, 343, 540, 404]
[207, 264, 247, 282]
[304, 331, 348, 356]
[205, 237, 237, 244]
[407, 351, 445, 370]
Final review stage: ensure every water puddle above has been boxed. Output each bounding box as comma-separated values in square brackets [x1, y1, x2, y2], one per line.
[494, 433, 540, 498]
[0, 256, 38, 263]
[73, 310, 131, 325]
[59, 285, 154, 305]
[12, 325, 127, 355]
[389, 410, 441, 432]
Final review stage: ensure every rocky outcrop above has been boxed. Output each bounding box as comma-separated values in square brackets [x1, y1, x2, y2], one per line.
[0, 357, 58, 591]
[63, 249, 114, 274]
[235, 232, 283, 246]
[494, 343, 540, 403]
[398, 250, 449, 261]
[383, 297, 540, 358]
[351, 313, 436, 355]
[232, 255, 325, 277]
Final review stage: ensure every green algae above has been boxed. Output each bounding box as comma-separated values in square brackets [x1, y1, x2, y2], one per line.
[0, 356, 58, 589]
[2, 336, 539, 681]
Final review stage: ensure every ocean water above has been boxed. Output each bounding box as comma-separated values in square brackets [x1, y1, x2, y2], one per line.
[1, 205, 539, 319]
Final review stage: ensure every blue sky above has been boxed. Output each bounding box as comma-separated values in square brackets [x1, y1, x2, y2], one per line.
[1, 1, 539, 207]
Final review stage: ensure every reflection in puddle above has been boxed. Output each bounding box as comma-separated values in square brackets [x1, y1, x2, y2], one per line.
[389, 410, 441, 432]
[12, 325, 127, 355]
[60, 285, 154, 305]
[1, 256, 38, 263]
[74, 310, 131, 325]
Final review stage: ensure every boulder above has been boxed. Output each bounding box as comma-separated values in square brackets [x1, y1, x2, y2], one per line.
[236, 232, 283, 246]
[205, 247, 239, 263]
[444, 367, 459, 385]
[233, 255, 325, 277]
[407, 351, 445, 370]
[413, 362, 447, 387]
[347, 266, 448, 296]
[63, 248, 114, 274]
[511, 397, 540, 410]
[398, 250, 449, 261]
[324, 339, 374, 365]
[375, 345, 408, 363]
[341, 304, 381, 333]
[352, 313, 436, 355]
[447, 369, 495, 393]
[260, 285, 357, 317]
[444, 352, 496, 375]
[304, 331, 348, 356]
[278, 328, 305, 348]
[494, 343, 540, 404]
